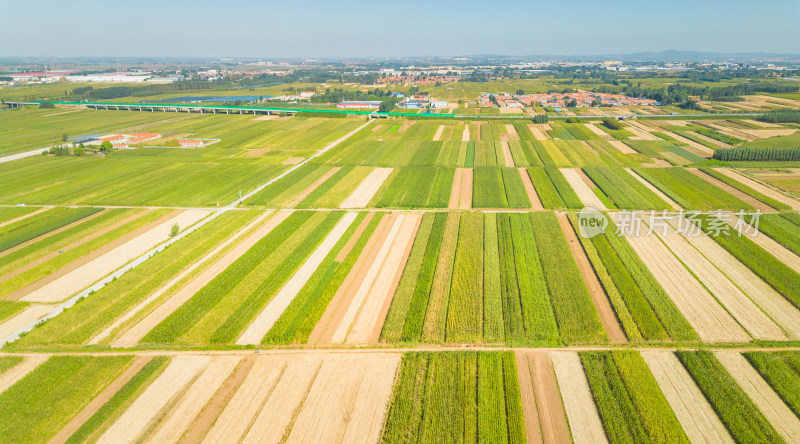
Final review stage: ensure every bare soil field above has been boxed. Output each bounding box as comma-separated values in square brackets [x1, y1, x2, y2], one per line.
[433, 125, 445, 141]
[0, 304, 55, 340]
[515, 351, 571, 444]
[109, 211, 288, 347]
[583, 124, 611, 139]
[286, 167, 341, 208]
[560, 168, 608, 210]
[527, 124, 549, 141]
[237, 212, 358, 345]
[550, 351, 607, 444]
[500, 141, 515, 167]
[612, 214, 749, 342]
[624, 121, 659, 141]
[282, 156, 305, 165]
[506, 124, 520, 140]
[518, 168, 544, 210]
[641, 351, 734, 444]
[462, 125, 470, 141]
[20, 210, 210, 304]
[340, 168, 393, 208]
[657, 222, 785, 341]
[449, 168, 473, 210]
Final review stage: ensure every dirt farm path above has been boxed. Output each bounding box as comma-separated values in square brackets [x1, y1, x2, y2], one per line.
[518, 168, 544, 210]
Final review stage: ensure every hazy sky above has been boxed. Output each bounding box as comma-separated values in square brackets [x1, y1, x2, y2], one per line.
[2, 0, 799, 57]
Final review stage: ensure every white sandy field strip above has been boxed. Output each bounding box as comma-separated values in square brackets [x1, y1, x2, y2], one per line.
[641, 351, 734, 444]
[560, 168, 608, 210]
[656, 222, 785, 341]
[0, 355, 48, 393]
[337, 213, 421, 344]
[678, 221, 800, 339]
[0, 304, 55, 341]
[611, 214, 749, 342]
[20, 210, 210, 303]
[236, 212, 359, 344]
[145, 356, 241, 444]
[340, 167, 393, 208]
[624, 168, 681, 210]
[433, 125, 445, 141]
[716, 168, 800, 211]
[550, 351, 608, 444]
[714, 351, 800, 442]
[727, 214, 800, 273]
[110, 210, 292, 347]
[89, 210, 276, 345]
[97, 355, 211, 444]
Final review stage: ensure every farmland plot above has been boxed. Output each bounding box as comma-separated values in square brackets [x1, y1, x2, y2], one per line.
[633, 167, 755, 211]
[472, 167, 531, 208]
[371, 167, 454, 208]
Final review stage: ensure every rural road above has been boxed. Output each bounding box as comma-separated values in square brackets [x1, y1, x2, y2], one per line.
[0, 148, 47, 164]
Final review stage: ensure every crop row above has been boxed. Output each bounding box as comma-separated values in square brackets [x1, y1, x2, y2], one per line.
[526, 167, 583, 209]
[581, 351, 689, 443]
[372, 167, 454, 208]
[633, 167, 755, 211]
[0, 207, 102, 253]
[381, 351, 526, 444]
[582, 167, 670, 210]
[473, 167, 531, 208]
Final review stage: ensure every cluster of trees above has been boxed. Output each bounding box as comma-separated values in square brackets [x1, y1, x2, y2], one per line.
[43, 144, 87, 157]
[310, 87, 402, 111]
[758, 109, 800, 124]
[532, 114, 548, 124]
[601, 117, 623, 130]
[712, 147, 800, 162]
[596, 82, 798, 106]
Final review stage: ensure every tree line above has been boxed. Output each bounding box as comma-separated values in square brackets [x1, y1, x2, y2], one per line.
[712, 147, 800, 162]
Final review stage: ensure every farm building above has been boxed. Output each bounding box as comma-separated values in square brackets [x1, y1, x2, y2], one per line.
[398, 99, 429, 109]
[431, 100, 449, 109]
[127, 133, 161, 144]
[100, 134, 126, 144]
[178, 139, 204, 147]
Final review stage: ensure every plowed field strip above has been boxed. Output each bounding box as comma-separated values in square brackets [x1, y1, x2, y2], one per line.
[550, 351, 607, 444]
[516, 351, 571, 444]
[560, 168, 608, 210]
[518, 168, 544, 210]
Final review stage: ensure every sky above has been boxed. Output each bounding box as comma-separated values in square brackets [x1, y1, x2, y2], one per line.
[1, 0, 799, 58]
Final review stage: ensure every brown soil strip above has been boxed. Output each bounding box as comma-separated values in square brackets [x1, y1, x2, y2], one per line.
[550, 351, 607, 444]
[727, 215, 800, 273]
[308, 214, 394, 345]
[237, 213, 359, 345]
[688, 168, 774, 213]
[1, 209, 151, 285]
[583, 123, 612, 140]
[177, 357, 256, 444]
[506, 124, 521, 140]
[0, 207, 49, 229]
[282, 156, 305, 165]
[285, 167, 341, 208]
[96, 356, 211, 444]
[462, 125, 470, 141]
[515, 351, 571, 444]
[370, 124, 383, 132]
[560, 168, 608, 210]
[335, 213, 374, 263]
[740, 128, 798, 138]
[518, 168, 544, 210]
[433, 125, 445, 141]
[342, 214, 420, 345]
[0, 355, 48, 393]
[201, 356, 287, 443]
[144, 356, 241, 444]
[715, 351, 800, 442]
[19, 210, 209, 304]
[475, 123, 482, 140]
[658, 222, 785, 341]
[527, 124, 549, 141]
[717, 168, 800, 211]
[111, 211, 290, 347]
[48, 357, 153, 444]
[369, 215, 422, 342]
[680, 225, 800, 339]
[500, 141, 515, 167]
[459, 168, 473, 209]
[0, 209, 110, 258]
[557, 213, 626, 343]
[340, 167, 393, 208]
[611, 213, 749, 343]
[398, 120, 415, 132]
[623, 168, 681, 210]
[240, 355, 323, 444]
[0, 304, 55, 340]
[642, 351, 734, 443]
[448, 168, 464, 209]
